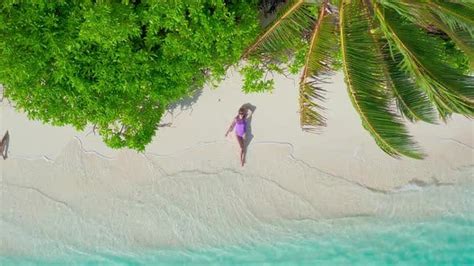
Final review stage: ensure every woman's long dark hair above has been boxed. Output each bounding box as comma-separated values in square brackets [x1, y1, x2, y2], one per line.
[236, 107, 247, 120]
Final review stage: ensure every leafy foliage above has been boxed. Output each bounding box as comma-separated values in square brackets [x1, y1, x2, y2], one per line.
[1, 0, 473, 158]
[382, 48, 437, 124]
[339, 0, 423, 158]
[299, 0, 338, 130]
[240, 59, 276, 93]
[375, 5, 474, 119]
[377, 0, 474, 69]
[0, 0, 259, 150]
[243, 0, 473, 159]
[242, 0, 315, 58]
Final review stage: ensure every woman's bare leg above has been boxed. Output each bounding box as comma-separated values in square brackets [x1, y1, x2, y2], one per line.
[236, 135, 245, 166]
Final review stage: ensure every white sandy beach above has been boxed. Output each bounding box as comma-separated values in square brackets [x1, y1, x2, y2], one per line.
[1, 71, 473, 258]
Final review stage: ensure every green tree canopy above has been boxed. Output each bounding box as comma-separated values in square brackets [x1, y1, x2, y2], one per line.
[0, 0, 259, 150]
[2, 0, 473, 158]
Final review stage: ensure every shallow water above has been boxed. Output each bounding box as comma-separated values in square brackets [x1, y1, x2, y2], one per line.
[2, 215, 473, 265]
[2, 138, 473, 265]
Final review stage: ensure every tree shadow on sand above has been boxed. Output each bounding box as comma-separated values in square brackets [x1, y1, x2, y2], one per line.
[168, 89, 203, 114]
[241, 103, 256, 165]
[157, 89, 203, 129]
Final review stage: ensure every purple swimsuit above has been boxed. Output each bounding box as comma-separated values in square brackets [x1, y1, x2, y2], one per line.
[235, 118, 246, 137]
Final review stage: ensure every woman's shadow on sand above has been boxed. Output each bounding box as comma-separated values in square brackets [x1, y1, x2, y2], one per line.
[241, 103, 256, 163]
[0, 131, 9, 160]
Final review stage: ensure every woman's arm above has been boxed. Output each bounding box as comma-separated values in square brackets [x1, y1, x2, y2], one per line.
[225, 119, 236, 137]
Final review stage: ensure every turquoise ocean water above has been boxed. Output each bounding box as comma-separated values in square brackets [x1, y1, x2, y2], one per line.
[2, 215, 473, 265]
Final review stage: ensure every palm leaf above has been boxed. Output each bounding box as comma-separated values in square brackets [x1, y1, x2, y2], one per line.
[242, 0, 315, 58]
[427, 2, 474, 69]
[363, 3, 437, 124]
[339, 0, 423, 159]
[374, 5, 474, 119]
[377, 0, 474, 69]
[383, 48, 438, 123]
[429, 0, 474, 36]
[430, 15, 474, 65]
[299, 0, 338, 130]
[452, 0, 474, 9]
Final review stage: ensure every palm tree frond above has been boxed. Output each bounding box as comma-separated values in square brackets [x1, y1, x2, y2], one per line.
[242, 0, 315, 58]
[375, 5, 474, 119]
[377, 0, 474, 69]
[364, 2, 438, 124]
[429, 0, 474, 36]
[429, 14, 474, 66]
[427, 2, 474, 69]
[299, 0, 339, 130]
[383, 50, 438, 123]
[340, 0, 424, 159]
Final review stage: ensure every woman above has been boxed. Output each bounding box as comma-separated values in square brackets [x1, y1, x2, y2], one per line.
[225, 107, 250, 166]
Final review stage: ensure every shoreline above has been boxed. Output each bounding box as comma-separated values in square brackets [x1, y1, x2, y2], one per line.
[2, 72, 472, 187]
